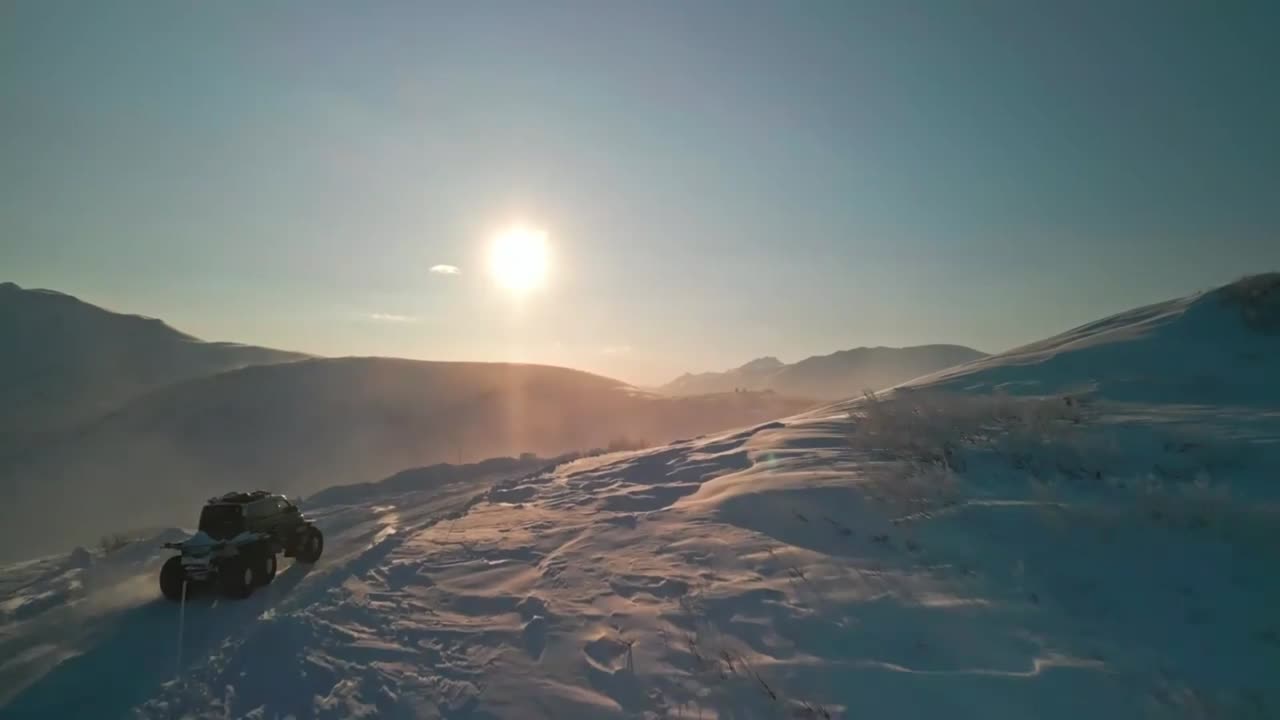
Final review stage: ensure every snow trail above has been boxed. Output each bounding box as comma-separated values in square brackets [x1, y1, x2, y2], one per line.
[2, 276, 1279, 719]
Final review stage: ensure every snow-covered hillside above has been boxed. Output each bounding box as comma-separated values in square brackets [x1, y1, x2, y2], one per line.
[3, 396, 1276, 719]
[904, 274, 1280, 406]
[0, 456, 533, 717]
[1, 276, 1278, 719]
[0, 358, 812, 562]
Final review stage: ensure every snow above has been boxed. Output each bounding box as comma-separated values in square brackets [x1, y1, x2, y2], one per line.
[1, 356, 814, 564]
[902, 274, 1280, 406]
[1, 276, 1278, 719]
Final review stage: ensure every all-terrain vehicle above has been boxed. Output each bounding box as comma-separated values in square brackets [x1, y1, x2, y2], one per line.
[159, 491, 324, 601]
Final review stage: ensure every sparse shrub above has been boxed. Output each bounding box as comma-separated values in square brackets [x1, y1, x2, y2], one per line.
[1218, 272, 1280, 332]
[68, 546, 93, 568]
[848, 389, 1263, 539]
[605, 436, 651, 453]
[848, 389, 1248, 484]
[98, 532, 132, 555]
[851, 389, 1087, 471]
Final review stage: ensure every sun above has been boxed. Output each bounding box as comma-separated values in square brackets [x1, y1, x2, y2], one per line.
[488, 226, 550, 293]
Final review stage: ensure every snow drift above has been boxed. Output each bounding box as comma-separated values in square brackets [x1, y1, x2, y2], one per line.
[2, 275, 1278, 719]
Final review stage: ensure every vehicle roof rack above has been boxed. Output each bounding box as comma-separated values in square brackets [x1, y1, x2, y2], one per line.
[205, 490, 272, 505]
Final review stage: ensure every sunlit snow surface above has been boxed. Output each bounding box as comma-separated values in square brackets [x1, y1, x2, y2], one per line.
[2, 277, 1279, 719]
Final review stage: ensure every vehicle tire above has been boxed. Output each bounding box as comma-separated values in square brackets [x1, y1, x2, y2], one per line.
[219, 556, 257, 599]
[258, 548, 278, 585]
[160, 556, 186, 602]
[295, 526, 324, 564]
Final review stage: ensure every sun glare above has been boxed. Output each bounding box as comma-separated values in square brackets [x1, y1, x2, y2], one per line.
[489, 226, 550, 293]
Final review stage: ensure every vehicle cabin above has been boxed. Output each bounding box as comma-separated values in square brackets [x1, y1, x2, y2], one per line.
[198, 491, 301, 540]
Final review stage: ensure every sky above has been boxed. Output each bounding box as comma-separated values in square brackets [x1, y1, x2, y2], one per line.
[3, 1, 1279, 386]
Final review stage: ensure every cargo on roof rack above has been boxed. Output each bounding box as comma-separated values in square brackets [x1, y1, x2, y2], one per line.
[206, 490, 272, 505]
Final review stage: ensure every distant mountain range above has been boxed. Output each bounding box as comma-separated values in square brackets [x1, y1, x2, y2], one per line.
[662, 344, 987, 400]
[0, 282, 814, 560]
[10, 276, 1277, 716]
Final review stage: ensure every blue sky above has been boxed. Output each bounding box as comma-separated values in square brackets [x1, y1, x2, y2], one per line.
[3, 1, 1278, 385]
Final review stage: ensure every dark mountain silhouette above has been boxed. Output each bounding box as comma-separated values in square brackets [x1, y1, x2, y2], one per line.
[0, 282, 819, 560]
[0, 282, 307, 442]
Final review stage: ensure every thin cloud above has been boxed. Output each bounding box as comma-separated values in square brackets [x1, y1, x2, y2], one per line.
[430, 264, 461, 275]
[367, 312, 419, 323]
[601, 345, 633, 355]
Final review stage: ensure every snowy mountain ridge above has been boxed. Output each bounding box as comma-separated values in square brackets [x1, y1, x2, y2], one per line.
[1, 275, 1278, 719]
[904, 272, 1280, 406]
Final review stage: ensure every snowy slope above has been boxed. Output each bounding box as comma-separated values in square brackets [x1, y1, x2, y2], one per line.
[3, 397, 1276, 719]
[0, 358, 812, 562]
[0, 456, 532, 716]
[2, 276, 1278, 719]
[903, 274, 1280, 406]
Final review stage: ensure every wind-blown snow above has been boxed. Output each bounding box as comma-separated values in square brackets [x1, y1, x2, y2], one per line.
[2, 276, 1278, 719]
[0, 357, 812, 563]
[3, 393, 1276, 719]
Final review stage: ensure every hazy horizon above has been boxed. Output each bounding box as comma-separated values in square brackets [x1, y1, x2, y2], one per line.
[5, 1, 1279, 386]
[5, 277, 995, 387]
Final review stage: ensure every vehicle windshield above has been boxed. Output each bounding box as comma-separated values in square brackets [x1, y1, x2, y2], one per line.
[197, 504, 243, 540]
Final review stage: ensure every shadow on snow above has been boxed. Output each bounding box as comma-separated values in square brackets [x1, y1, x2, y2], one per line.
[1, 563, 313, 720]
